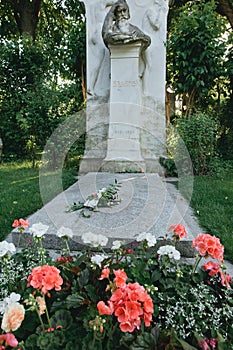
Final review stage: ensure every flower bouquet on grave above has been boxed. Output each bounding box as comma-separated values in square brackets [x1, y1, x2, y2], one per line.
[67, 180, 121, 217]
[0, 221, 233, 350]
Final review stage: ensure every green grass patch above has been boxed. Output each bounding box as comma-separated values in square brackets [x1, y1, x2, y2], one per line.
[0, 161, 78, 241]
[190, 173, 233, 262]
[1, 161, 233, 264]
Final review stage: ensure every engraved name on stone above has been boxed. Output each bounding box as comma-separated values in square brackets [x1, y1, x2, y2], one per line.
[109, 125, 137, 139]
[112, 80, 137, 88]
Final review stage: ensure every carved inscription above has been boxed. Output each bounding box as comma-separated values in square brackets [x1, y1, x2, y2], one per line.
[113, 129, 135, 135]
[109, 125, 138, 139]
[112, 80, 137, 87]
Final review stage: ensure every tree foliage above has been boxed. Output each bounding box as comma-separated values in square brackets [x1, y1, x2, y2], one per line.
[169, 0, 233, 29]
[0, 0, 86, 164]
[167, 0, 230, 116]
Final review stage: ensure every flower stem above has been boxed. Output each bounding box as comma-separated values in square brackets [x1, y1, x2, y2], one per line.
[44, 296, 52, 329]
[36, 308, 45, 331]
[192, 254, 202, 275]
[92, 331, 97, 348]
[17, 227, 24, 252]
[106, 322, 118, 348]
[17, 234, 21, 253]
[65, 239, 71, 255]
[39, 239, 45, 265]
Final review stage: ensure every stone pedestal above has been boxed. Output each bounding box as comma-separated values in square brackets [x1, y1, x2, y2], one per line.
[101, 43, 146, 173]
[79, 0, 169, 174]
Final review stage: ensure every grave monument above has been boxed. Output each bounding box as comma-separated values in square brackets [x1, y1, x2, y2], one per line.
[10, 0, 201, 257]
[80, 0, 169, 173]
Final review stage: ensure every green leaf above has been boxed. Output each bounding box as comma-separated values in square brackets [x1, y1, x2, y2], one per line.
[65, 293, 87, 309]
[151, 269, 162, 282]
[77, 268, 90, 288]
[129, 333, 156, 350]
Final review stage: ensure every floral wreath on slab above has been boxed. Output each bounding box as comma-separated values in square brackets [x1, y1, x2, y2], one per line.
[67, 180, 121, 217]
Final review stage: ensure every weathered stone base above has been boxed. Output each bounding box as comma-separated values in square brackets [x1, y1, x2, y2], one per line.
[144, 157, 165, 175]
[100, 160, 146, 173]
[79, 158, 105, 174]
[79, 157, 164, 175]
[11, 231, 197, 258]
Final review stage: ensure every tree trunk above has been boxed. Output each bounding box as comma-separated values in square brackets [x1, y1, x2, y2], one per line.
[11, 0, 42, 40]
[165, 88, 171, 125]
[217, 0, 233, 29]
[185, 87, 196, 118]
[81, 61, 86, 103]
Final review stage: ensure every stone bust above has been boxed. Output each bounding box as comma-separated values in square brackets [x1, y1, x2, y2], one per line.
[102, 0, 151, 50]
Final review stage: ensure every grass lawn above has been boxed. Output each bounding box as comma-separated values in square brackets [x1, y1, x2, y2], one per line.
[190, 172, 233, 263]
[0, 161, 77, 241]
[1, 161, 233, 263]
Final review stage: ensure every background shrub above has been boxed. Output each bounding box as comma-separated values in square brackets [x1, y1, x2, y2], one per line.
[173, 112, 219, 175]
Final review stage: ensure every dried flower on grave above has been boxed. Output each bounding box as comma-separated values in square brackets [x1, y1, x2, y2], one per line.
[27, 265, 63, 294]
[192, 233, 224, 261]
[1, 303, 25, 332]
[67, 181, 121, 214]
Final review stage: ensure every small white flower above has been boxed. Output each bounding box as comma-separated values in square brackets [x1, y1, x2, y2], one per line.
[111, 240, 122, 250]
[57, 226, 73, 239]
[30, 223, 49, 238]
[0, 241, 16, 258]
[0, 292, 21, 314]
[99, 187, 106, 195]
[157, 245, 180, 260]
[136, 232, 157, 247]
[81, 232, 108, 247]
[84, 197, 99, 208]
[91, 254, 108, 267]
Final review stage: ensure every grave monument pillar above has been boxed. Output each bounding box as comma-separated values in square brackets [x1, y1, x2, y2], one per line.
[102, 43, 145, 172]
[79, 0, 169, 174]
